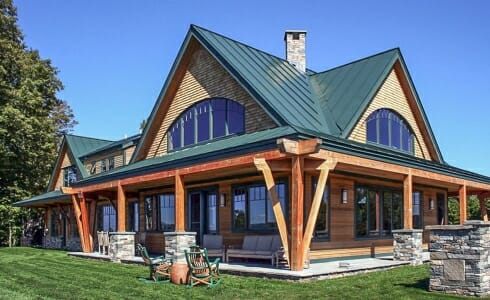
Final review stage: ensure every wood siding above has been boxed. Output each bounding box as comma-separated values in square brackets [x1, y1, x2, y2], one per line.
[348, 68, 432, 160]
[145, 45, 277, 159]
[124, 146, 136, 165]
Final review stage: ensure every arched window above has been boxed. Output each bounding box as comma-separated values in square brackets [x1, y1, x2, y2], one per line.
[366, 109, 414, 154]
[168, 98, 245, 150]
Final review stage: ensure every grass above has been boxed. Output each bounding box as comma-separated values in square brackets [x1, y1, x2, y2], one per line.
[0, 247, 471, 300]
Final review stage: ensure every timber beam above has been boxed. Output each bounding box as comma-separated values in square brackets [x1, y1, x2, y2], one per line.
[459, 184, 467, 224]
[117, 183, 126, 232]
[277, 138, 322, 156]
[478, 192, 488, 222]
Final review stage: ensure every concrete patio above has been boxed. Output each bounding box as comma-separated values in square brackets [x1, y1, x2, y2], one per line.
[68, 251, 430, 281]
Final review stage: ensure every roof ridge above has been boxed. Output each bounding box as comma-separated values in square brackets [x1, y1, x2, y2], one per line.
[65, 133, 114, 143]
[311, 48, 400, 77]
[190, 24, 297, 69]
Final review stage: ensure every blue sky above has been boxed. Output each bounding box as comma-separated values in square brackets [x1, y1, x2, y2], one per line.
[15, 0, 490, 176]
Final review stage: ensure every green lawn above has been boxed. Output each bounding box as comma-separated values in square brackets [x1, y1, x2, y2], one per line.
[0, 247, 469, 300]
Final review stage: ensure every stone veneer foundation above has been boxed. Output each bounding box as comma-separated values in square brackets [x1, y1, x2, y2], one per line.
[43, 236, 81, 251]
[426, 221, 490, 297]
[392, 229, 423, 266]
[109, 232, 135, 263]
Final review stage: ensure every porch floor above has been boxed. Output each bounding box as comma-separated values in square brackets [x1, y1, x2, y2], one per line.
[67, 251, 430, 281]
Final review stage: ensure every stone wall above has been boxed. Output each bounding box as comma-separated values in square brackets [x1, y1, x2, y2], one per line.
[109, 232, 135, 262]
[164, 232, 196, 263]
[392, 229, 423, 265]
[427, 221, 490, 297]
[42, 236, 81, 251]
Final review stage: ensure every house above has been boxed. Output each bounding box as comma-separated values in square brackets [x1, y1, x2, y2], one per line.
[14, 25, 490, 271]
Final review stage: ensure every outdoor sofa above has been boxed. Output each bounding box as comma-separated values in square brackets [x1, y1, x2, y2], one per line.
[226, 235, 282, 264]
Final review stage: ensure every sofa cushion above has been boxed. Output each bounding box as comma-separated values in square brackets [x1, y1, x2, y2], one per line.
[270, 235, 282, 251]
[242, 235, 258, 250]
[202, 234, 223, 250]
[256, 235, 273, 251]
[254, 250, 273, 256]
[227, 249, 255, 256]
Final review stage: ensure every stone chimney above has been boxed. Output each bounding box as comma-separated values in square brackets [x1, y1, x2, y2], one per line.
[284, 30, 307, 72]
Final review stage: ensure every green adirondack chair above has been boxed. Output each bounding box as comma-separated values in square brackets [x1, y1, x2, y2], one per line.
[136, 243, 172, 282]
[184, 247, 221, 288]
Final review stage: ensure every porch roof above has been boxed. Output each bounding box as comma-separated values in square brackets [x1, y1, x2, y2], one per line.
[13, 190, 70, 207]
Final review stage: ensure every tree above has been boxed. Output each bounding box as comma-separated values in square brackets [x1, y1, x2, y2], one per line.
[448, 195, 484, 225]
[0, 0, 76, 246]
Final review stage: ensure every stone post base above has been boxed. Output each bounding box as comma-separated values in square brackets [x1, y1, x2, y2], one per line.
[426, 221, 490, 297]
[164, 231, 196, 285]
[392, 229, 423, 266]
[109, 232, 135, 263]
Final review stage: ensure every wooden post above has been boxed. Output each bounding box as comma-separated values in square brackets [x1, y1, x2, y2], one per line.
[71, 195, 87, 252]
[301, 159, 336, 266]
[459, 184, 467, 224]
[89, 199, 97, 247]
[479, 193, 488, 222]
[254, 158, 290, 266]
[290, 156, 304, 271]
[117, 183, 126, 232]
[79, 193, 92, 252]
[175, 173, 185, 231]
[403, 171, 413, 229]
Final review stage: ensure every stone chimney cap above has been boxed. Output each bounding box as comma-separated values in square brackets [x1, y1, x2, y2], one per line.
[284, 30, 307, 40]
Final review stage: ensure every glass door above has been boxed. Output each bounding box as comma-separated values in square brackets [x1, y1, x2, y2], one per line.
[188, 188, 218, 245]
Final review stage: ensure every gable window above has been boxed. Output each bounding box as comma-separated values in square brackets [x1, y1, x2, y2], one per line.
[232, 181, 287, 231]
[90, 161, 97, 175]
[101, 160, 107, 172]
[168, 98, 245, 151]
[108, 157, 115, 170]
[366, 109, 414, 154]
[63, 166, 77, 187]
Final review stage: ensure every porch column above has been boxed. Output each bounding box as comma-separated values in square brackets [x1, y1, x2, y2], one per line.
[88, 199, 97, 249]
[117, 183, 126, 232]
[79, 193, 93, 251]
[71, 195, 87, 252]
[175, 173, 185, 231]
[403, 171, 413, 229]
[459, 184, 467, 224]
[479, 193, 488, 222]
[290, 156, 304, 271]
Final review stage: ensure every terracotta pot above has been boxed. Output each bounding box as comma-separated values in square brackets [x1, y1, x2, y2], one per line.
[170, 263, 189, 285]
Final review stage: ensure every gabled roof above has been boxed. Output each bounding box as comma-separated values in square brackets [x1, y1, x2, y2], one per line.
[132, 24, 330, 162]
[310, 48, 443, 162]
[80, 134, 140, 159]
[13, 190, 69, 207]
[47, 134, 113, 190]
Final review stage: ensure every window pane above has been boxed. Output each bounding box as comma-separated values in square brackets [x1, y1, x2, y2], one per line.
[207, 194, 217, 233]
[249, 186, 266, 227]
[183, 110, 195, 146]
[401, 125, 410, 152]
[169, 122, 181, 150]
[393, 192, 403, 230]
[212, 99, 226, 138]
[356, 187, 368, 237]
[228, 101, 244, 134]
[314, 183, 329, 239]
[233, 188, 246, 229]
[367, 191, 378, 237]
[391, 119, 401, 150]
[159, 194, 175, 231]
[379, 117, 389, 146]
[412, 192, 422, 229]
[266, 183, 286, 225]
[144, 197, 153, 231]
[197, 102, 210, 142]
[382, 192, 393, 236]
[102, 205, 116, 232]
[366, 119, 377, 143]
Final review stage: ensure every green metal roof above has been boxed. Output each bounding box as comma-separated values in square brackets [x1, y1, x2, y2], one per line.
[80, 134, 140, 159]
[75, 126, 297, 186]
[13, 190, 69, 207]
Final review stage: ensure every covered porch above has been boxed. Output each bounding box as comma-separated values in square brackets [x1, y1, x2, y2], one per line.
[61, 137, 490, 271]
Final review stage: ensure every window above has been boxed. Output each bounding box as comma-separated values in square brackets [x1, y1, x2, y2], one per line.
[232, 182, 287, 231]
[101, 160, 107, 172]
[63, 166, 77, 187]
[97, 205, 116, 232]
[355, 186, 403, 238]
[207, 194, 217, 233]
[128, 202, 139, 232]
[168, 98, 245, 150]
[108, 157, 115, 170]
[312, 180, 330, 240]
[413, 191, 423, 229]
[89, 161, 97, 175]
[144, 194, 175, 232]
[366, 109, 414, 154]
[158, 194, 175, 231]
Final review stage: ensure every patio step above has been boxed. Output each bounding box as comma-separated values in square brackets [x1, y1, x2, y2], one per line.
[310, 245, 393, 260]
